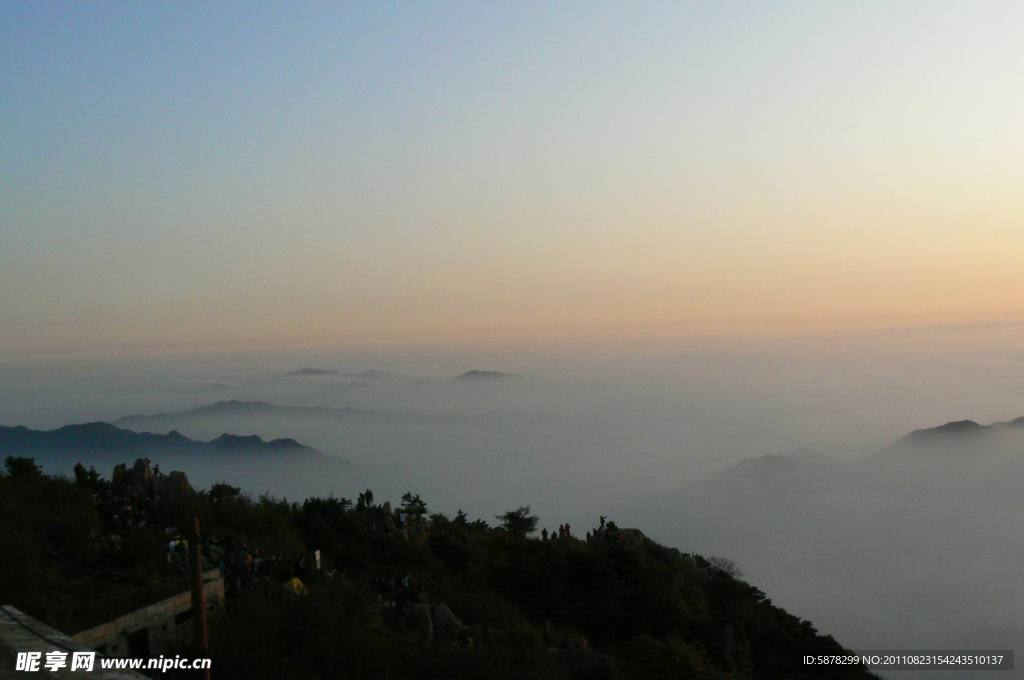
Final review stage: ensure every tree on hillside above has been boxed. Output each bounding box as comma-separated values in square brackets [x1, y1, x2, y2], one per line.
[4, 456, 42, 479]
[497, 506, 538, 535]
[708, 556, 743, 579]
[400, 492, 428, 519]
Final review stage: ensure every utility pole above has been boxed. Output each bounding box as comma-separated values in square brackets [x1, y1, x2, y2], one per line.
[190, 516, 212, 680]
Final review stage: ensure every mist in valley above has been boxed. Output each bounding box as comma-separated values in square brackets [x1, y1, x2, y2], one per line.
[3, 321, 1024, 675]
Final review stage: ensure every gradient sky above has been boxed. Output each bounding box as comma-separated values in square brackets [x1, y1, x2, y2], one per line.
[2, 1, 1022, 357]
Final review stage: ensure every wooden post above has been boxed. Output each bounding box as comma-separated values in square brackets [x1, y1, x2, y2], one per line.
[190, 516, 212, 680]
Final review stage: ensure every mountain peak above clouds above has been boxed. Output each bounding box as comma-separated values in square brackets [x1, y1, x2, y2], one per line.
[454, 370, 513, 380]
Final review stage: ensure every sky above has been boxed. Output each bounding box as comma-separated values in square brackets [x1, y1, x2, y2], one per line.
[2, 1, 1023, 358]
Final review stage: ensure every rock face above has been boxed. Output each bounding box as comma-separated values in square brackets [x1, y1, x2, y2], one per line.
[112, 458, 157, 499]
[110, 458, 197, 525]
[156, 470, 196, 519]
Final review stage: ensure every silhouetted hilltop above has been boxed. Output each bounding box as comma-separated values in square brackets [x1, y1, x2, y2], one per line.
[288, 368, 339, 376]
[454, 369, 513, 380]
[663, 449, 845, 506]
[287, 368, 388, 378]
[891, 415, 1024, 444]
[876, 415, 1024, 463]
[901, 418, 988, 443]
[0, 459, 875, 679]
[731, 447, 830, 470]
[347, 369, 386, 379]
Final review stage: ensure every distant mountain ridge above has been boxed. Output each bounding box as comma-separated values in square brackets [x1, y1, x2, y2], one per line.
[0, 421, 318, 459]
[902, 418, 989, 443]
[118, 400, 370, 425]
[696, 415, 1024, 476]
[632, 412, 1024, 662]
[288, 368, 339, 376]
[114, 400, 468, 432]
[874, 415, 1024, 461]
[287, 368, 387, 378]
[902, 416, 1024, 441]
[650, 412, 1024, 515]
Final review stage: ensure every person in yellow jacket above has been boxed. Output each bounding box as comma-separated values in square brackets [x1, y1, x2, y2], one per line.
[284, 576, 309, 596]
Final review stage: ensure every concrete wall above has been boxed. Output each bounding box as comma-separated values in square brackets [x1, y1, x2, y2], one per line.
[0, 605, 149, 679]
[72, 570, 223, 657]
